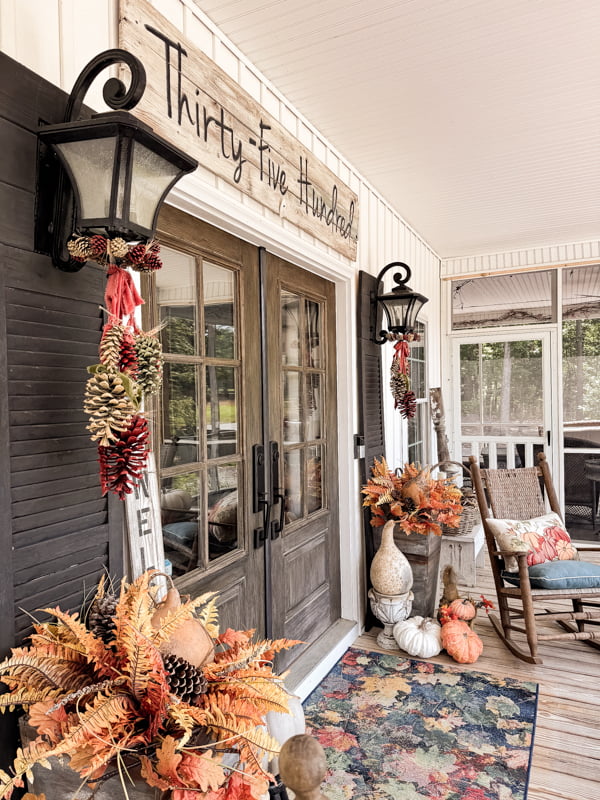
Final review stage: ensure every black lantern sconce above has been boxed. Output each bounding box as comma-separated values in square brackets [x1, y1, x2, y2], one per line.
[372, 262, 428, 344]
[36, 48, 197, 271]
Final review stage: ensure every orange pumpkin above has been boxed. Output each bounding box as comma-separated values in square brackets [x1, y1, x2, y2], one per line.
[448, 597, 477, 622]
[441, 619, 483, 663]
[151, 586, 215, 667]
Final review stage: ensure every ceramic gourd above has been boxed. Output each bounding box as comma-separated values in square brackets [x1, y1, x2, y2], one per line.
[441, 619, 483, 664]
[370, 520, 413, 595]
[393, 616, 442, 658]
[151, 586, 215, 667]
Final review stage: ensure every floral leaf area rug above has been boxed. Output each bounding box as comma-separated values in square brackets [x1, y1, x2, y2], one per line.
[302, 647, 538, 800]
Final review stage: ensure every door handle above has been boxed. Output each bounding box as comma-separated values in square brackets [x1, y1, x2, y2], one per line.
[270, 441, 285, 539]
[252, 443, 271, 548]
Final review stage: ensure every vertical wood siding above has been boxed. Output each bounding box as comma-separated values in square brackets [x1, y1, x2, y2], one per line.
[442, 240, 600, 279]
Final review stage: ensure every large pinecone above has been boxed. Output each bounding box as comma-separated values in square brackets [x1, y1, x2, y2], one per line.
[134, 332, 163, 396]
[83, 366, 138, 446]
[399, 390, 417, 419]
[163, 654, 208, 704]
[390, 365, 409, 410]
[99, 323, 126, 369]
[88, 593, 118, 644]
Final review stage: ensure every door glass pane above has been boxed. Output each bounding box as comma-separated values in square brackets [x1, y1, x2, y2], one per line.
[305, 373, 322, 440]
[460, 340, 543, 438]
[206, 365, 238, 458]
[306, 445, 322, 513]
[204, 261, 235, 359]
[161, 364, 199, 466]
[283, 371, 302, 443]
[305, 299, 322, 368]
[282, 291, 301, 366]
[452, 271, 554, 330]
[157, 247, 197, 355]
[161, 472, 200, 578]
[208, 464, 239, 560]
[284, 450, 303, 523]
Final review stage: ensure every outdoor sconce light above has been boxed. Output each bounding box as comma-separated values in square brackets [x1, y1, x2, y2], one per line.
[37, 48, 197, 271]
[372, 262, 428, 344]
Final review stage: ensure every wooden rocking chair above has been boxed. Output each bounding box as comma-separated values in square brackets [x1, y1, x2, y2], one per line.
[469, 453, 600, 663]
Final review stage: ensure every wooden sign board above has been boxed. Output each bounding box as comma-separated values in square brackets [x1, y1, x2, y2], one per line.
[119, 0, 359, 259]
[124, 454, 168, 600]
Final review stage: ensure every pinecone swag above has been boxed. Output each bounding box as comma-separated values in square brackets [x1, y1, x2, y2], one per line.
[163, 654, 208, 704]
[98, 415, 149, 498]
[77, 234, 165, 498]
[88, 593, 118, 644]
[390, 338, 417, 418]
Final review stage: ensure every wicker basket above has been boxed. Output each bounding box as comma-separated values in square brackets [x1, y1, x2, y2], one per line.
[432, 461, 480, 538]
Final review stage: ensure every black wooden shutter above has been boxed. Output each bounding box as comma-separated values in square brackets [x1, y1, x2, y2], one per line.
[357, 271, 386, 625]
[0, 53, 123, 765]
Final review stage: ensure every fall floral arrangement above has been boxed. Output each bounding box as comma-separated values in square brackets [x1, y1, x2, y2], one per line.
[0, 571, 298, 800]
[362, 458, 463, 535]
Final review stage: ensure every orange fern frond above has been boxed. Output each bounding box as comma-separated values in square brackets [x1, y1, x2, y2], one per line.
[0, 737, 53, 800]
[0, 686, 59, 713]
[114, 572, 156, 643]
[0, 653, 90, 694]
[43, 692, 138, 773]
[40, 607, 107, 668]
[196, 593, 220, 638]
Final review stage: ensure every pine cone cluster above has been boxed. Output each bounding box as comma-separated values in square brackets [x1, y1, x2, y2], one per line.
[88, 593, 118, 644]
[134, 332, 163, 395]
[84, 367, 138, 446]
[163, 654, 208, 704]
[66, 234, 164, 271]
[98, 415, 149, 498]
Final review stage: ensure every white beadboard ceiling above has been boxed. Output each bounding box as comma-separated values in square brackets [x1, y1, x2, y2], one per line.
[195, 0, 600, 259]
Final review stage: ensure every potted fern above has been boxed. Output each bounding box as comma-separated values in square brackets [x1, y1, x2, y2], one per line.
[0, 571, 298, 800]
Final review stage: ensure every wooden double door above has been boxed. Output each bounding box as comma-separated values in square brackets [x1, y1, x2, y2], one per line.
[152, 207, 340, 668]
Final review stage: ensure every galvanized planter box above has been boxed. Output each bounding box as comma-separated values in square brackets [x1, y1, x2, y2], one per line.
[372, 527, 442, 617]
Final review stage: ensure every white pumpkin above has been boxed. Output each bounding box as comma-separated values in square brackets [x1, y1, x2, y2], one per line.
[393, 616, 442, 658]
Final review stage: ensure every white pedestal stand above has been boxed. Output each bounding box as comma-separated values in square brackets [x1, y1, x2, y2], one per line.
[368, 588, 414, 649]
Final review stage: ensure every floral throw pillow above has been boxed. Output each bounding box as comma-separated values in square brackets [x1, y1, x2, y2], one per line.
[487, 512, 578, 572]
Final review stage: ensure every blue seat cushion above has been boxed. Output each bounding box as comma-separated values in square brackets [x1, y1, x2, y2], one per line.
[502, 559, 600, 589]
[163, 521, 197, 548]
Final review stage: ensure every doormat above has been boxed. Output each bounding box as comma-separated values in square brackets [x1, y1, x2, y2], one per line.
[303, 647, 538, 800]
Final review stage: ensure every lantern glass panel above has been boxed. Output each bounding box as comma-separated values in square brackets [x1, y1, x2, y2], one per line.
[382, 297, 410, 331]
[130, 140, 183, 230]
[55, 137, 117, 222]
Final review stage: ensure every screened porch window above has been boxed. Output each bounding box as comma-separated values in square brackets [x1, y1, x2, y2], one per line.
[452, 271, 554, 330]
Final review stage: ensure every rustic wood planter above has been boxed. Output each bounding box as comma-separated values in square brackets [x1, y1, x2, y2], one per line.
[19, 718, 161, 800]
[372, 527, 441, 618]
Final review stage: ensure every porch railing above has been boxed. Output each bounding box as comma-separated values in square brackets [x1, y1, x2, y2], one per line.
[460, 436, 544, 469]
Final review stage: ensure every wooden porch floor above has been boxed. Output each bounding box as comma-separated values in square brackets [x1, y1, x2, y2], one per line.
[354, 544, 600, 800]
